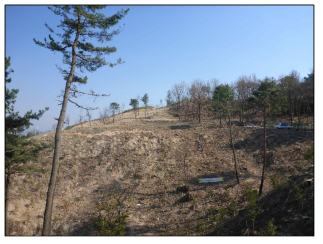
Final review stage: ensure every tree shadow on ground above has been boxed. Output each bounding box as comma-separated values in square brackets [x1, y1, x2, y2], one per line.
[68, 222, 95, 236]
[234, 128, 313, 153]
[169, 125, 191, 130]
[206, 166, 314, 236]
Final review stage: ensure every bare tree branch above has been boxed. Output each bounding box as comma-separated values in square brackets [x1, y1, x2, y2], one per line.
[70, 88, 109, 97]
[68, 99, 98, 110]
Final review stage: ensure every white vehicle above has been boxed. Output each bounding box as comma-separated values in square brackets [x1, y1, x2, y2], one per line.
[274, 123, 293, 129]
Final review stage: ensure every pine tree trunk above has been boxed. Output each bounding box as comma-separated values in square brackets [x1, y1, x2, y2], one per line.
[229, 115, 239, 184]
[5, 172, 11, 236]
[259, 107, 267, 196]
[42, 20, 79, 235]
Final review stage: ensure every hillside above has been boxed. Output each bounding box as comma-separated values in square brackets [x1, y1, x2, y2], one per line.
[6, 107, 314, 235]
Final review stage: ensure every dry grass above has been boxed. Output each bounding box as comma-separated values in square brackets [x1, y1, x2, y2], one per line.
[6, 107, 314, 235]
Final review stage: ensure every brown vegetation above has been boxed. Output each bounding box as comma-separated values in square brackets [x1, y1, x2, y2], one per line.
[6, 107, 313, 235]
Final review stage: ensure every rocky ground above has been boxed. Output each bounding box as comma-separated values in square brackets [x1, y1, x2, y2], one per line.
[6, 107, 314, 235]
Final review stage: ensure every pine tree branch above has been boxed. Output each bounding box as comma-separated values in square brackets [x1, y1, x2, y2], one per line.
[68, 99, 98, 110]
[56, 100, 63, 105]
[62, 59, 75, 65]
[5, 149, 29, 153]
[76, 54, 90, 62]
[54, 117, 66, 123]
[70, 88, 109, 97]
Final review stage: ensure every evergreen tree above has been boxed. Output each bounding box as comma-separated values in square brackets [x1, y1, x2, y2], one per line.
[141, 93, 149, 118]
[110, 102, 120, 123]
[213, 84, 239, 184]
[129, 98, 139, 119]
[5, 57, 50, 235]
[212, 84, 231, 128]
[34, 5, 129, 235]
[247, 78, 283, 196]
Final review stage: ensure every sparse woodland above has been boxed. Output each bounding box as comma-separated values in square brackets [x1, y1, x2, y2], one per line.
[6, 94, 314, 235]
[5, 5, 314, 236]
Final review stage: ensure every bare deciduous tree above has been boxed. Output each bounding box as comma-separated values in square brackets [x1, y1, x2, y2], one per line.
[78, 110, 84, 128]
[86, 108, 92, 126]
[189, 80, 209, 123]
[121, 103, 125, 115]
[234, 74, 260, 125]
[65, 114, 70, 128]
[278, 70, 301, 126]
[171, 81, 186, 120]
[52, 123, 57, 131]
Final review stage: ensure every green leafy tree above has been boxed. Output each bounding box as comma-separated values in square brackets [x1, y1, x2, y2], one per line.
[5, 57, 49, 235]
[247, 78, 283, 196]
[141, 93, 149, 118]
[34, 5, 129, 235]
[213, 84, 239, 183]
[110, 102, 120, 123]
[129, 98, 139, 119]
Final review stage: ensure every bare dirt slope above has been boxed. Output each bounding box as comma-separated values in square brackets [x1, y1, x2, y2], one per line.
[7, 108, 314, 236]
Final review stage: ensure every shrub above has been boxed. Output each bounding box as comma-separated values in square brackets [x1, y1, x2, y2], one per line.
[196, 222, 205, 235]
[294, 185, 305, 209]
[304, 144, 314, 161]
[295, 161, 303, 171]
[262, 218, 278, 236]
[246, 184, 260, 231]
[270, 174, 280, 189]
[227, 198, 238, 217]
[92, 199, 129, 236]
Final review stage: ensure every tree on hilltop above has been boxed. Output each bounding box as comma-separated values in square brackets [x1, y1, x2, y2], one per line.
[110, 102, 120, 123]
[129, 98, 139, 119]
[141, 93, 149, 118]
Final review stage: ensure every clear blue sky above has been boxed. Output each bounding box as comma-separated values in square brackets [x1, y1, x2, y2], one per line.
[5, 5, 313, 132]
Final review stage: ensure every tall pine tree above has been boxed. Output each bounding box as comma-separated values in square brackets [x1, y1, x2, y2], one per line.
[247, 78, 283, 196]
[34, 6, 129, 235]
[213, 84, 239, 184]
[141, 93, 149, 118]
